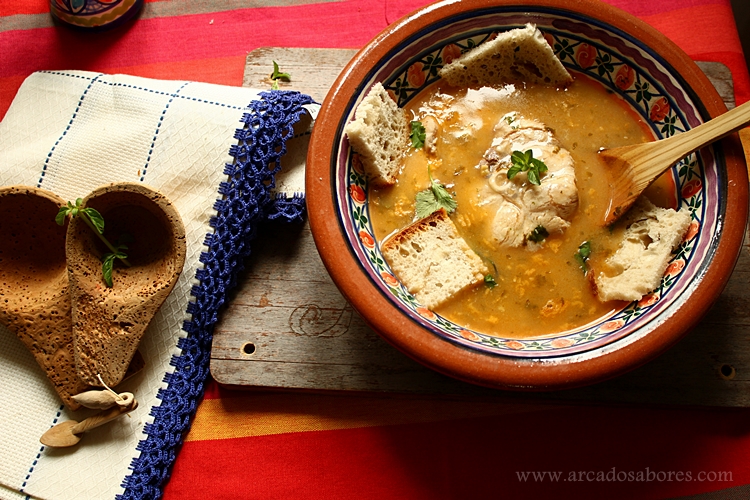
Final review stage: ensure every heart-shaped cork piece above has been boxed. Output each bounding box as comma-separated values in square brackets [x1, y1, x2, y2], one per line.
[66, 182, 186, 387]
[0, 186, 91, 409]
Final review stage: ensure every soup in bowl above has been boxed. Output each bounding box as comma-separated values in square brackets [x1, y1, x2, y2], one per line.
[306, 0, 748, 389]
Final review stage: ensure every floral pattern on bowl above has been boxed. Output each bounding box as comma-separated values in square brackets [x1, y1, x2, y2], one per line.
[335, 8, 720, 358]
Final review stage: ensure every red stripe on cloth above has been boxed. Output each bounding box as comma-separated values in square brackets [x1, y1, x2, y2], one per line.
[690, 51, 750, 105]
[605, 0, 732, 17]
[0, 0, 166, 17]
[0, 75, 29, 119]
[2, 0, 746, 110]
[0, 56, 247, 120]
[164, 405, 750, 499]
[641, 4, 742, 55]
[0, 0, 403, 80]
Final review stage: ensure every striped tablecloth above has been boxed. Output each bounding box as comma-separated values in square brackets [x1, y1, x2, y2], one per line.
[2, 1, 750, 499]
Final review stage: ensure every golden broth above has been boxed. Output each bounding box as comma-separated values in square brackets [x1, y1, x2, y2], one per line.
[369, 74, 670, 338]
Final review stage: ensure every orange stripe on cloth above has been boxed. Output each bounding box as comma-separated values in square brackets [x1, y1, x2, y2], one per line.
[185, 390, 561, 441]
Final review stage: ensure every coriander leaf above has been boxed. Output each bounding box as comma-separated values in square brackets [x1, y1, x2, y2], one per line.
[431, 181, 457, 211]
[507, 149, 549, 186]
[415, 179, 457, 219]
[484, 274, 497, 288]
[415, 188, 442, 219]
[528, 225, 549, 243]
[574, 241, 591, 275]
[410, 121, 426, 149]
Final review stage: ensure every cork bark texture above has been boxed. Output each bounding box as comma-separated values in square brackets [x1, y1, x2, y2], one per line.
[0, 186, 91, 409]
[67, 183, 186, 387]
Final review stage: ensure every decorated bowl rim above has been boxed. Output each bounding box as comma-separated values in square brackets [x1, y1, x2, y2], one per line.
[306, 0, 748, 390]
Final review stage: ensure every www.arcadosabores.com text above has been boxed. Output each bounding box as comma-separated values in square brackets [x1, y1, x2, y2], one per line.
[516, 468, 733, 483]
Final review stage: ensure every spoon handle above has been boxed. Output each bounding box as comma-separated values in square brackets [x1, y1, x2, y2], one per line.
[70, 400, 138, 435]
[638, 100, 750, 180]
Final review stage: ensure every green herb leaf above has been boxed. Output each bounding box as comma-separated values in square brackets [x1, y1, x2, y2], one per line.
[55, 206, 69, 226]
[271, 60, 291, 80]
[484, 274, 497, 288]
[57, 198, 132, 287]
[415, 179, 457, 219]
[101, 253, 116, 288]
[82, 207, 105, 234]
[101, 244, 129, 288]
[507, 149, 549, 186]
[528, 225, 549, 243]
[575, 241, 592, 274]
[410, 121, 426, 149]
[270, 61, 291, 90]
[415, 189, 442, 218]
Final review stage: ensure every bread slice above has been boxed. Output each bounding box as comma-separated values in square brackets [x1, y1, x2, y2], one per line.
[438, 23, 573, 88]
[594, 198, 691, 302]
[381, 209, 488, 309]
[344, 82, 409, 187]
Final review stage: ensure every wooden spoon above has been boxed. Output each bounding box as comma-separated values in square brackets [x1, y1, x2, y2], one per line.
[40, 398, 138, 448]
[600, 100, 750, 225]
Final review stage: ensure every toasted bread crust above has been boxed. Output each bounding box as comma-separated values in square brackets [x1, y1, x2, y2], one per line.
[344, 82, 409, 187]
[439, 23, 573, 88]
[594, 198, 691, 302]
[382, 209, 488, 309]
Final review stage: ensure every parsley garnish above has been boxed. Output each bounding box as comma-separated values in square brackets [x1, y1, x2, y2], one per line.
[507, 149, 549, 186]
[415, 165, 457, 219]
[574, 241, 592, 275]
[410, 121, 426, 149]
[270, 61, 291, 90]
[484, 274, 497, 288]
[528, 225, 549, 243]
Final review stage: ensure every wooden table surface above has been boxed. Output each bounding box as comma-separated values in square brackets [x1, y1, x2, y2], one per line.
[210, 48, 750, 408]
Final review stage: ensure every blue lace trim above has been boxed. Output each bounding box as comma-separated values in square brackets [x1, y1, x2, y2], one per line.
[117, 90, 314, 500]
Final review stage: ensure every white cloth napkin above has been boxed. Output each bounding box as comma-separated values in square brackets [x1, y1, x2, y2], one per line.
[0, 70, 315, 500]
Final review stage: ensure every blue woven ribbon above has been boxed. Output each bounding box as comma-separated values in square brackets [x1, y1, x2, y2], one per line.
[118, 90, 314, 499]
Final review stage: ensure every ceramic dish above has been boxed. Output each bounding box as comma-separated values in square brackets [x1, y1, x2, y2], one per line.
[306, 0, 749, 389]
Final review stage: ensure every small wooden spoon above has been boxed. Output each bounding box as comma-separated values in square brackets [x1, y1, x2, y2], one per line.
[40, 398, 138, 448]
[600, 100, 750, 225]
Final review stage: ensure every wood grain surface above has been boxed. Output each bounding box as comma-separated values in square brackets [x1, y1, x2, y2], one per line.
[211, 48, 750, 407]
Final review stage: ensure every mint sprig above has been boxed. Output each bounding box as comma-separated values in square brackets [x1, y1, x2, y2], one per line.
[270, 61, 291, 90]
[507, 149, 549, 186]
[56, 198, 131, 287]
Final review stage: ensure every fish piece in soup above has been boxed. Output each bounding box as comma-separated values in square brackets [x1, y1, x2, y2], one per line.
[479, 112, 578, 249]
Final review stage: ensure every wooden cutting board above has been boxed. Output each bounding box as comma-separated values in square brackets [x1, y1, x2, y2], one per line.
[210, 47, 750, 407]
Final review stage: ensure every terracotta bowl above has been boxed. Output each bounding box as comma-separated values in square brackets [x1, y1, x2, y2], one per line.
[306, 0, 749, 389]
